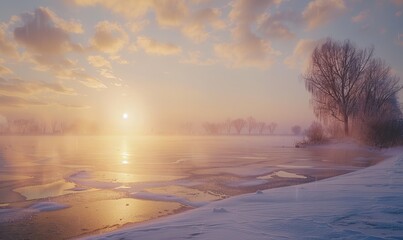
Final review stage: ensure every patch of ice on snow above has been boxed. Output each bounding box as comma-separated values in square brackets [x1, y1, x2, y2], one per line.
[257, 170, 306, 179]
[29, 202, 69, 212]
[213, 207, 227, 213]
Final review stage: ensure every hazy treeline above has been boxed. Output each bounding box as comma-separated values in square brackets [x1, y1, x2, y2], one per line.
[201, 117, 278, 135]
[0, 116, 285, 136]
[0, 118, 100, 135]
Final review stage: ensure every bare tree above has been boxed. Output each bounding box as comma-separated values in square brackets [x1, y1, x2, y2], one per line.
[256, 122, 266, 135]
[359, 58, 402, 121]
[223, 118, 232, 135]
[266, 122, 277, 135]
[246, 116, 257, 135]
[291, 125, 302, 135]
[304, 39, 373, 135]
[232, 118, 246, 135]
[203, 122, 221, 135]
[180, 122, 193, 135]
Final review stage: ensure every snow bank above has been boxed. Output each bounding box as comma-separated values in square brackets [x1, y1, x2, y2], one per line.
[83, 147, 403, 240]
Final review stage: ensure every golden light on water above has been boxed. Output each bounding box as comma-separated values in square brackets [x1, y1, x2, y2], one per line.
[121, 151, 129, 165]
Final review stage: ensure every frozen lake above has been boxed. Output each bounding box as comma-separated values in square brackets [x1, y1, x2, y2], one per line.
[0, 136, 384, 239]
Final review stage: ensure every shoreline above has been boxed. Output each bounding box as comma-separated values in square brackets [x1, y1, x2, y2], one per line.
[81, 145, 402, 240]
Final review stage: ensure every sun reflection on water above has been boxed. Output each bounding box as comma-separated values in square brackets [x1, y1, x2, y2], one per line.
[121, 151, 130, 165]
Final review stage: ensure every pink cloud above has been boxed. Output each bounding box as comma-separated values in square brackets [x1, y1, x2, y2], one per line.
[14, 7, 82, 55]
[303, 0, 346, 30]
[352, 10, 369, 23]
[90, 21, 128, 54]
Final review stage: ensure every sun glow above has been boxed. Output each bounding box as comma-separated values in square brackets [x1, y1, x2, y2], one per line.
[122, 113, 128, 120]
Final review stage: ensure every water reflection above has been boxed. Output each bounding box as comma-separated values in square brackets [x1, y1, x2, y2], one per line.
[121, 152, 129, 165]
[0, 135, 385, 239]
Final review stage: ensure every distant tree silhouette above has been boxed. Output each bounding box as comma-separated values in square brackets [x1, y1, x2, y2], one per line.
[266, 122, 277, 135]
[224, 118, 232, 135]
[203, 122, 221, 135]
[246, 117, 257, 135]
[256, 122, 266, 135]
[291, 125, 302, 135]
[232, 118, 246, 134]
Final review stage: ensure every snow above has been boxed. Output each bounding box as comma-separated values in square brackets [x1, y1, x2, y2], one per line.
[130, 191, 207, 208]
[257, 170, 307, 179]
[29, 202, 69, 212]
[82, 147, 403, 240]
[0, 201, 69, 223]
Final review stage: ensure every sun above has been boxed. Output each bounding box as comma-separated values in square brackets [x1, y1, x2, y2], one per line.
[122, 113, 128, 120]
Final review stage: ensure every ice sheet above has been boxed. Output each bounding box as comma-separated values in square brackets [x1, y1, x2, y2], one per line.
[84, 147, 403, 240]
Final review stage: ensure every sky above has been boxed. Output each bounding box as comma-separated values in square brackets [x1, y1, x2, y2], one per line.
[0, 0, 402, 134]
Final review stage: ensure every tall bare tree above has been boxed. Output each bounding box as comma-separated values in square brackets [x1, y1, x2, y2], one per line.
[359, 58, 402, 121]
[304, 39, 373, 135]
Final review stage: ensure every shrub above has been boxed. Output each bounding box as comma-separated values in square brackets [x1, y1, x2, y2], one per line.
[361, 119, 403, 147]
[305, 122, 327, 144]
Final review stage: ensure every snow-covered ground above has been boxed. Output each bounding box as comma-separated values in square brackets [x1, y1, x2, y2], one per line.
[83, 147, 403, 240]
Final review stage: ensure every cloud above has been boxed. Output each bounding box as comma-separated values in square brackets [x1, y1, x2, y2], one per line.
[63, 70, 107, 89]
[182, 8, 226, 43]
[229, 0, 282, 25]
[87, 55, 111, 69]
[0, 94, 47, 107]
[302, 0, 346, 30]
[284, 38, 325, 70]
[11, 7, 103, 90]
[56, 102, 90, 109]
[14, 7, 82, 55]
[0, 60, 13, 75]
[180, 51, 216, 65]
[70, 0, 154, 19]
[109, 55, 128, 64]
[71, 0, 188, 27]
[214, 0, 282, 68]
[43, 8, 83, 34]
[137, 36, 181, 56]
[70, 0, 225, 43]
[398, 33, 403, 46]
[87, 55, 122, 83]
[214, 26, 280, 68]
[127, 20, 149, 33]
[153, 0, 189, 27]
[396, 11, 402, 17]
[0, 78, 76, 95]
[258, 11, 300, 40]
[352, 10, 369, 23]
[0, 23, 18, 57]
[90, 21, 128, 53]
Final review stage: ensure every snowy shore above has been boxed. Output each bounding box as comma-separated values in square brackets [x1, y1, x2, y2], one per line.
[83, 146, 403, 240]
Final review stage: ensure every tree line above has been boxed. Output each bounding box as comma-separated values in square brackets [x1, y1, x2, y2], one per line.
[0, 118, 100, 135]
[201, 117, 278, 135]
